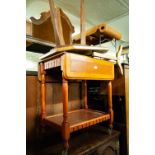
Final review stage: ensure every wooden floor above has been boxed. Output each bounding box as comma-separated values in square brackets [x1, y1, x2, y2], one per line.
[26, 125, 120, 155]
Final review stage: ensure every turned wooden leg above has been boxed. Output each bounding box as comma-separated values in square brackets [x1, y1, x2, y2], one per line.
[84, 80, 88, 109]
[40, 62, 46, 120]
[62, 74, 70, 150]
[107, 81, 114, 129]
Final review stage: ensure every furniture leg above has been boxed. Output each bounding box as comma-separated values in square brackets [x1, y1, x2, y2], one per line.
[48, 0, 65, 46]
[107, 81, 114, 129]
[62, 74, 70, 150]
[84, 80, 88, 109]
[80, 0, 86, 45]
[40, 63, 46, 120]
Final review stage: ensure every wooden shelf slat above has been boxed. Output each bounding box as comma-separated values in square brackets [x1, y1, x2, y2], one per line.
[44, 109, 110, 132]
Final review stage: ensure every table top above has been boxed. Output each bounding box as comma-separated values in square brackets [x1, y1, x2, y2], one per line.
[40, 44, 108, 60]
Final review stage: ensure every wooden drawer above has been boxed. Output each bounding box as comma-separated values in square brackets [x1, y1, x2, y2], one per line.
[62, 53, 114, 80]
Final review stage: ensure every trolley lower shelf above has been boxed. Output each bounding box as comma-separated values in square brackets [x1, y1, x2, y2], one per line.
[43, 109, 110, 133]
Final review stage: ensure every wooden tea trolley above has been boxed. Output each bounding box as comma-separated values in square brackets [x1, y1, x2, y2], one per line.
[39, 45, 114, 152]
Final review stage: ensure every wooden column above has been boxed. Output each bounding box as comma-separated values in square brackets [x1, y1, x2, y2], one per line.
[84, 80, 88, 109]
[80, 0, 86, 45]
[62, 74, 70, 150]
[107, 81, 114, 129]
[40, 62, 46, 120]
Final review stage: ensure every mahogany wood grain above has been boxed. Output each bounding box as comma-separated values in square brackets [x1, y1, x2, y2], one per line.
[107, 81, 114, 129]
[40, 63, 46, 119]
[70, 110, 110, 132]
[45, 109, 110, 133]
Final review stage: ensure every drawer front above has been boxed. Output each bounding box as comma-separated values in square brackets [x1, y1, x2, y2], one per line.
[62, 53, 114, 80]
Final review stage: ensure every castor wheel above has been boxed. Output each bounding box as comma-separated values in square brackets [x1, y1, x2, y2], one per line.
[62, 148, 68, 155]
